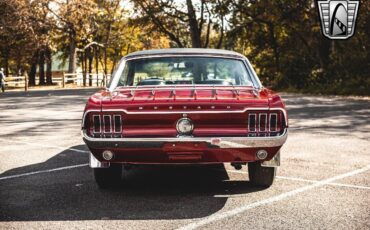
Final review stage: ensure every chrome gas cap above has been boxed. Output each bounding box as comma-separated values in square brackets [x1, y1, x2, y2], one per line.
[176, 118, 194, 135]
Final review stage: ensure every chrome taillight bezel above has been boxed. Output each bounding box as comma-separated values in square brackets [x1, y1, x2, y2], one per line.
[247, 110, 285, 135]
[88, 113, 123, 137]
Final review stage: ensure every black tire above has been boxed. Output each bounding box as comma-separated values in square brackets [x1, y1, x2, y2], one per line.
[248, 161, 276, 187]
[93, 164, 122, 188]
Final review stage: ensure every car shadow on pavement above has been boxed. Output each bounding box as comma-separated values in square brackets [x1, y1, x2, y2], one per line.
[0, 145, 263, 221]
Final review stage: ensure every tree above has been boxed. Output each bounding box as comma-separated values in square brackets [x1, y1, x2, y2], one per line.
[226, 0, 369, 94]
[92, 0, 170, 79]
[131, 0, 228, 48]
[0, 0, 56, 85]
[49, 0, 98, 73]
[1, 0, 368, 95]
[28, 0, 56, 85]
[0, 0, 36, 77]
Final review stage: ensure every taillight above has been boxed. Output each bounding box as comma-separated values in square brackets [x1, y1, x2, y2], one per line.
[248, 110, 285, 136]
[269, 113, 277, 132]
[259, 113, 267, 132]
[103, 115, 112, 133]
[113, 115, 122, 133]
[89, 113, 122, 137]
[93, 115, 101, 133]
[248, 113, 256, 132]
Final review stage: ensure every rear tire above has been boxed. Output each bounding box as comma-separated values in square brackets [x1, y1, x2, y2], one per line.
[94, 164, 122, 189]
[248, 161, 276, 187]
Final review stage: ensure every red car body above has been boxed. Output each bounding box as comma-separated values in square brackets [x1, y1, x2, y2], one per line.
[82, 49, 288, 188]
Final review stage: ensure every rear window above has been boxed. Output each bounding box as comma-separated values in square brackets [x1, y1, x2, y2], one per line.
[115, 57, 254, 87]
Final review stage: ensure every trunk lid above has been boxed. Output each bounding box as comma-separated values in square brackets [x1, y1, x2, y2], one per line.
[100, 86, 270, 137]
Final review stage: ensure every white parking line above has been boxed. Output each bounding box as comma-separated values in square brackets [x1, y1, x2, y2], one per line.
[0, 163, 89, 181]
[226, 169, 370, 190]
[277, 175, 370, 190]
[0, 139, 89, 153]
[178, 165, 370, 230]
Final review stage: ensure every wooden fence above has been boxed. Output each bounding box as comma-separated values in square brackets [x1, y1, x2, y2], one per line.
[3, 76, 28, 91]
[62, 73, 111, 88]
[4, 73, 111, 91]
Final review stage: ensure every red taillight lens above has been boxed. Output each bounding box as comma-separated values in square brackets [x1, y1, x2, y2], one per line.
[103, 115, 112, 133]
[248, 113, 256, 132]
[93, 115, 101, 133]
[259, 113, 267, 132]
[113, 115, 122, 133]
[269, 113, 278, 132]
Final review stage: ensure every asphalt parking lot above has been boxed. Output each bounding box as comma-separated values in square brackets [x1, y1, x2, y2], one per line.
[0, 89, 369, 229]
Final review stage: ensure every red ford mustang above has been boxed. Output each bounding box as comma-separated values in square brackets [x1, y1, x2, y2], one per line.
[82, 48, 288, 188]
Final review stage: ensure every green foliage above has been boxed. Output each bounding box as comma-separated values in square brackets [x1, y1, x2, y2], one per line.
[227, 0, 369, 95]
[142, 62, 171, 78]
[0, 0, 170, 78]
[0, 0, 368, 94]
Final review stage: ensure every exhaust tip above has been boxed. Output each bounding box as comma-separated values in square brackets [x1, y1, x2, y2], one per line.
[231, 163, 242, 170]
[256, 150, 268, 160]
[102, 150, 114, 161]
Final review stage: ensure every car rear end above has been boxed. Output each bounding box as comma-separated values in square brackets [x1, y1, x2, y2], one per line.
[82, 48, 288, 188]
[82, 98, 287, 165]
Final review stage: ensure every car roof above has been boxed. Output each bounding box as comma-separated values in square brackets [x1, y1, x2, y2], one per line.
[125, 48, 245, 59]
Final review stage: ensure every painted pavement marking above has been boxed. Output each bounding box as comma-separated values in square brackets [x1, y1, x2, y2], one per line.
[178, 165, 370, 230]
[0, 163, 88, 181]
[226, 169, 370, 190]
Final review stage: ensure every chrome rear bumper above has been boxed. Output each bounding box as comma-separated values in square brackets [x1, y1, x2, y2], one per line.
[82, 129, 288, 149]
[84, 130, 287, 168]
